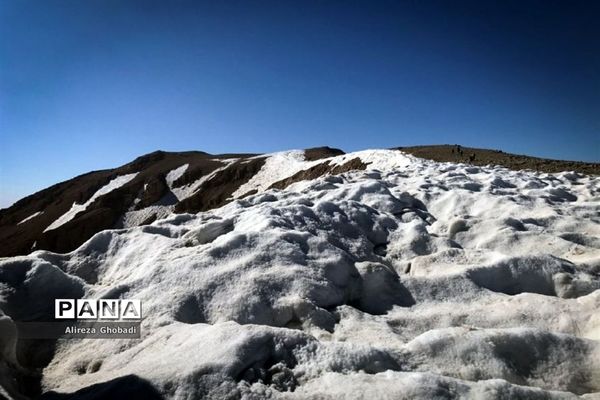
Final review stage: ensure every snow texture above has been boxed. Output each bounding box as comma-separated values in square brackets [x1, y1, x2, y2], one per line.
[1, 150, 599, 399]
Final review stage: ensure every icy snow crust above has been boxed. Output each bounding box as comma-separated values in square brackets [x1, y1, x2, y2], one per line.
[2, 150, 600, 399]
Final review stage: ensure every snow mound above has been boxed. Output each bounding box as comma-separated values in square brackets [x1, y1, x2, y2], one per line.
[404, 327, 600, 394]
[0, 149, 599, 399]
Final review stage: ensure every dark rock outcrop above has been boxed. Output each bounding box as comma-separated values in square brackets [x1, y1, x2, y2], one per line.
[397, 145, 599, 175]
[303, 146, 345, 161]
[175, 157, 267, 213]
[270, 157, 369, 190]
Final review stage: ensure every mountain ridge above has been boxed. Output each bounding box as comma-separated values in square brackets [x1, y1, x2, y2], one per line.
[1, 145, 597, 258]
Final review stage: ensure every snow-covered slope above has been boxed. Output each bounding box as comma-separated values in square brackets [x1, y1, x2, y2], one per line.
[1, 149, 599, 399]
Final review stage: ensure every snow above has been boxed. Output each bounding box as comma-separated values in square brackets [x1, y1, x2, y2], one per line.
[171, 159, 237, 200]
[1, 150, 599, 399]
[330, 149, 414, 170]
[231, 149, 415, 199]
[17, 210, 43, 225]
[117, 205, 174, 229]
[44, 173, 138, 232]
[232, 151, 307, 197]
[165, 163, 189, 188]
[118, 160, 239, 229]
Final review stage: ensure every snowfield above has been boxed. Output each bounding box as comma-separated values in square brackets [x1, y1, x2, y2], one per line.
[1, 150, 599, 399]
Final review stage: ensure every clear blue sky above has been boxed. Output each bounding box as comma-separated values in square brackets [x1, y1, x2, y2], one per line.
[1, 0, 599, 207]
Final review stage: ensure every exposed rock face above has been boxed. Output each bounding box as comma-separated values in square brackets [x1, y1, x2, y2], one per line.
[174, 157, 267, 213]
[398, 145, 600, 175]
[303, 146, 345, 161]
[36, 207, 117, 254]
[135, 175, 168, 210]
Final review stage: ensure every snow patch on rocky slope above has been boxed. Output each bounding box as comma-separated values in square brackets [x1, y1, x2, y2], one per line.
[44, 173, 138, 232]
[17, 211, 44, 225]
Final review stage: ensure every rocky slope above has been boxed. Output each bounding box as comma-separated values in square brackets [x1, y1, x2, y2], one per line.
[0, 147, 345, 257]
[399, 145, 600, 175]
[0, 148, 599, 399]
